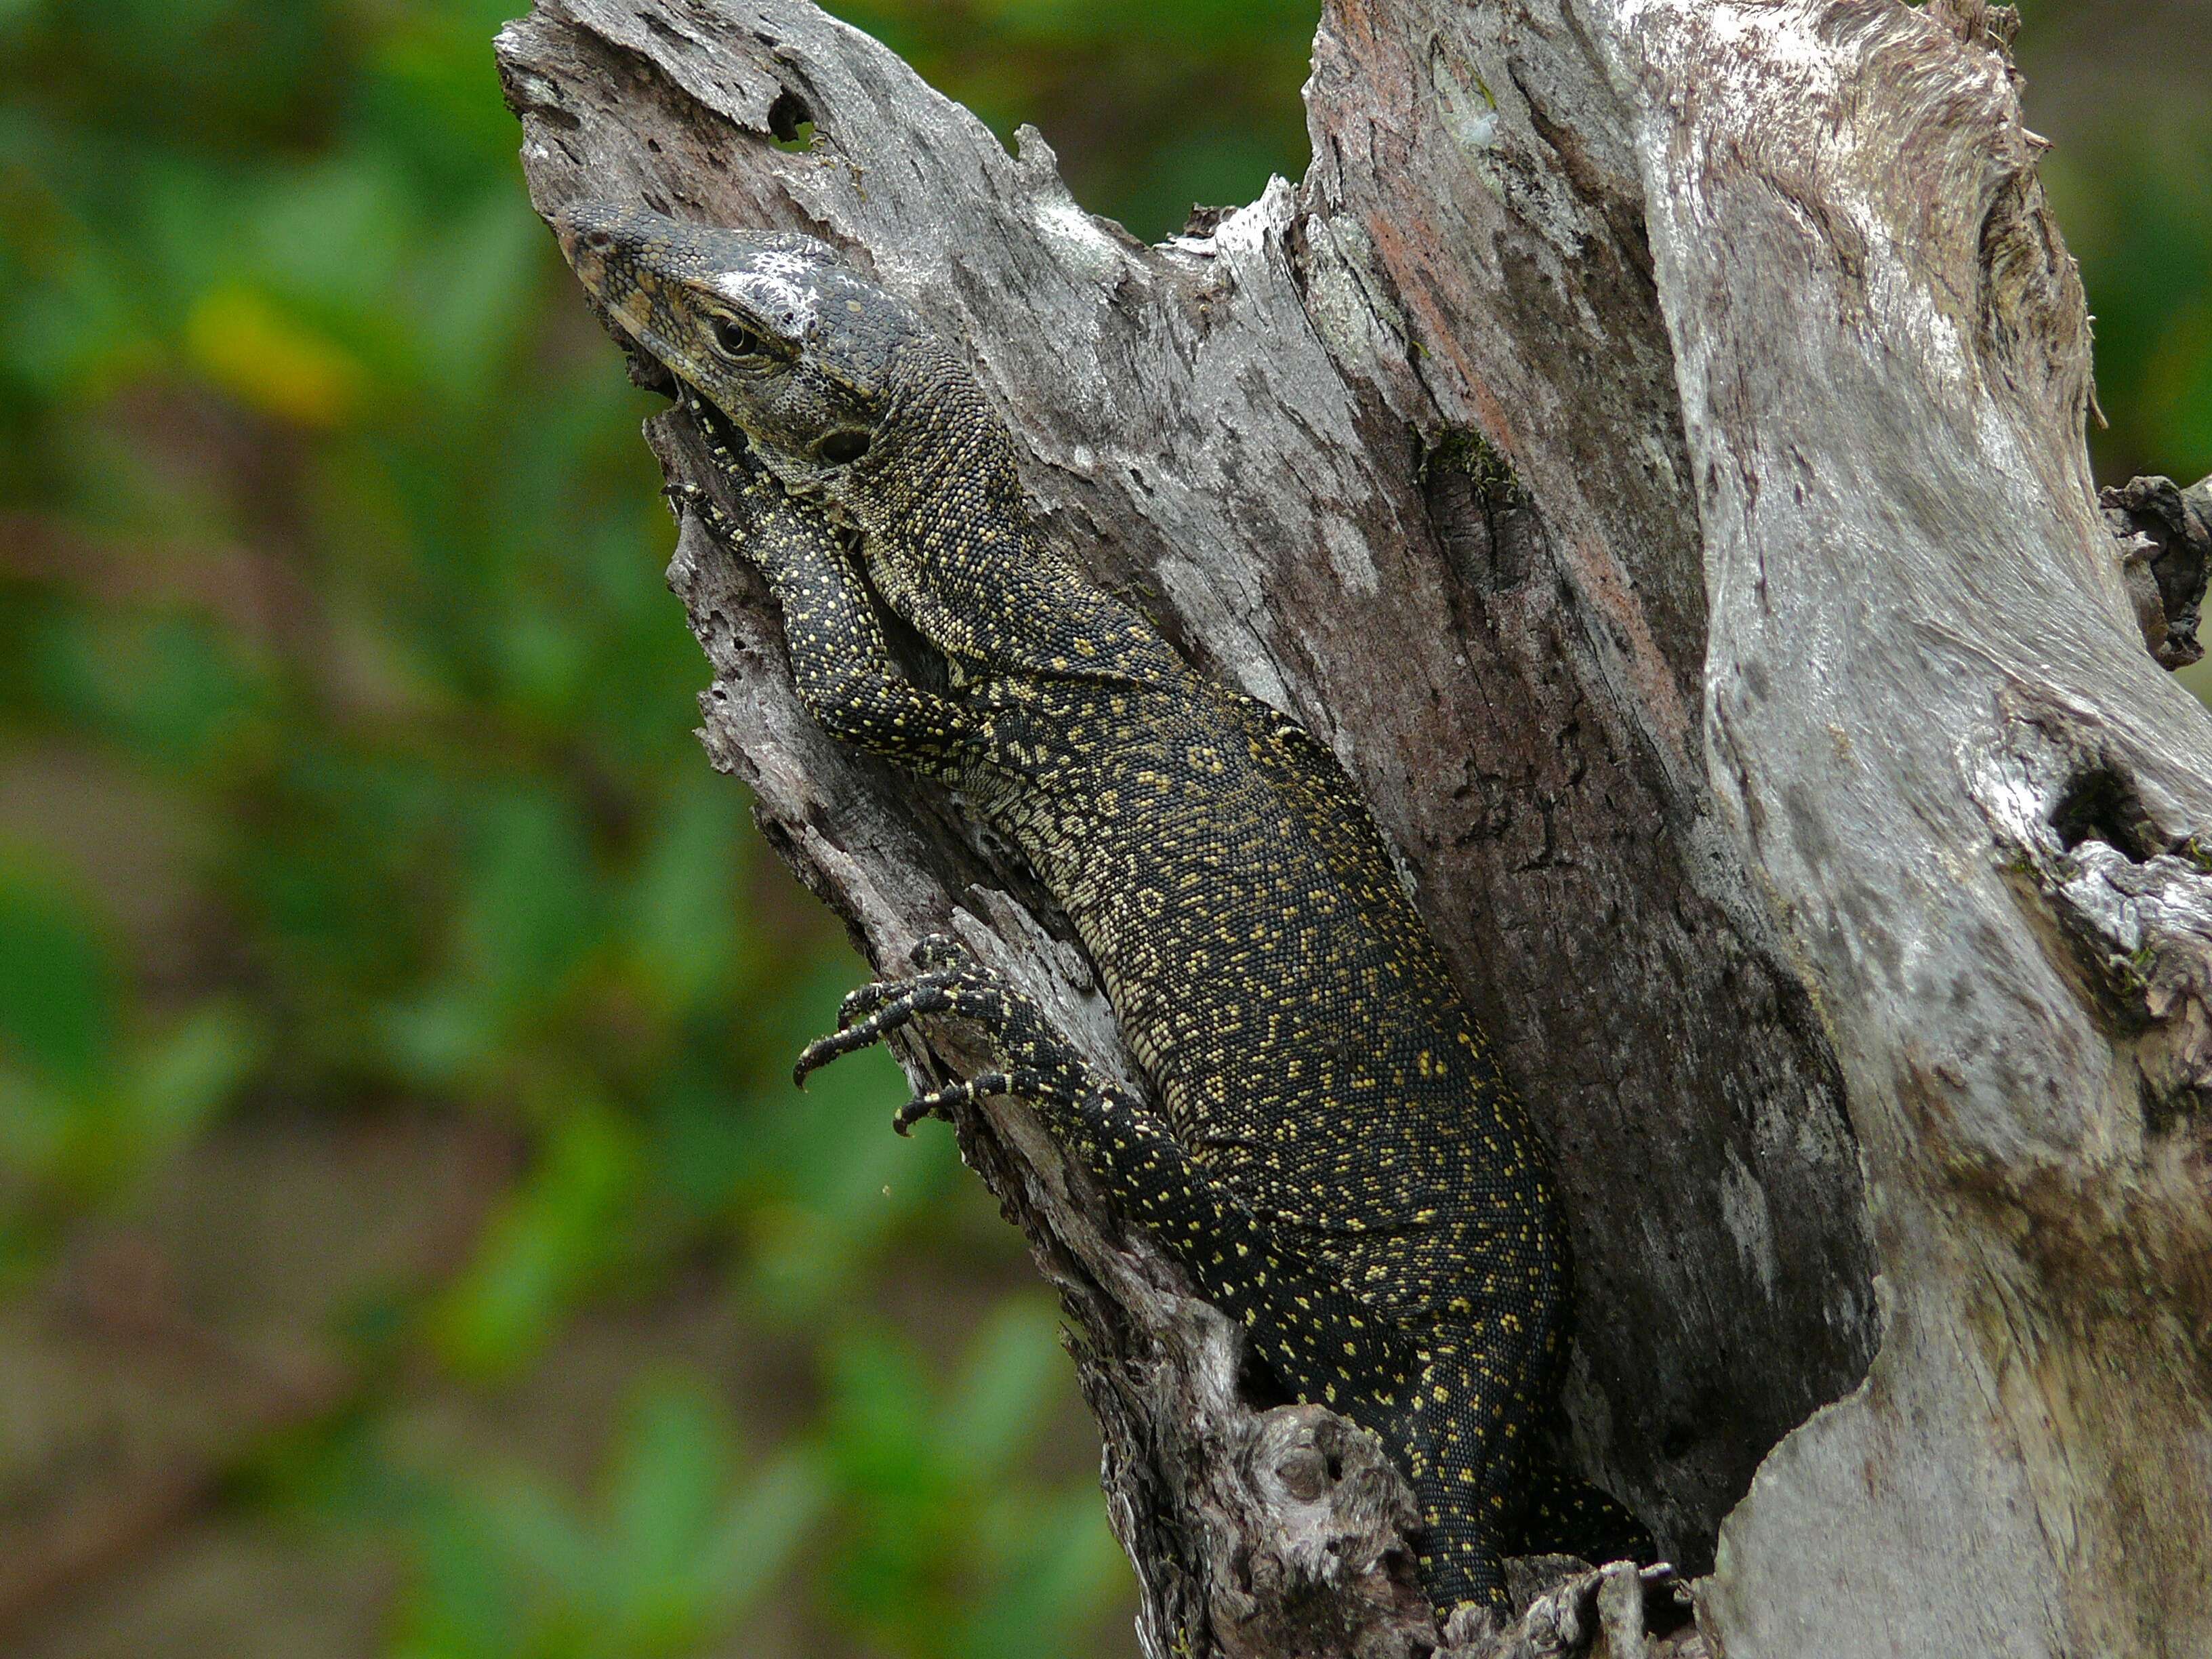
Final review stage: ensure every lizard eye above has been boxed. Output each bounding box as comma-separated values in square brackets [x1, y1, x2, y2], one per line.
[817, 429, 871, 466]
[708, 314, 768, 359]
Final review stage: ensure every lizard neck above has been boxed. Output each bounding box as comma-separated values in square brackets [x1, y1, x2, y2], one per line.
[859, 400, 1180, 689]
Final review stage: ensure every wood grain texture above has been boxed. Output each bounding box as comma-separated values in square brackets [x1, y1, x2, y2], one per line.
[1593, 3, 2212, 1654]
[499, 1, 2212, 1652]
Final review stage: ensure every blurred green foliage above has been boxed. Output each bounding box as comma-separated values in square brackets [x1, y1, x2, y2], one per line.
[2029, 66, 2212, 487]
[388, 1376, 832, 1659]
[827, 0, 1317, 238]
[0, 0, 2204, 1654]
[0, 0, 1276, 1647]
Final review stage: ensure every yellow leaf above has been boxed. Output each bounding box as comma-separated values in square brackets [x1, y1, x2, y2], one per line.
[184, 283, 365, 428]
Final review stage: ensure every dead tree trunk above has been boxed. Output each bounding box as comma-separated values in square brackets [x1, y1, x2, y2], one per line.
[497, 1, 2212, 1654]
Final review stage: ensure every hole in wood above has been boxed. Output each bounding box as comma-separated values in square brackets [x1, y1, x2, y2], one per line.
[767, 88, 816, 151]
[2050, 766, 2158, 861]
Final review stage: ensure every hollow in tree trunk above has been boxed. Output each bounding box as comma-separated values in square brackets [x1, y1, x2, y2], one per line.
[497, 1, 2212, 1653]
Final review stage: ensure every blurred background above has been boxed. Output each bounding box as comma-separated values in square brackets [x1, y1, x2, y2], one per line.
[0, 2, 2204, 1655]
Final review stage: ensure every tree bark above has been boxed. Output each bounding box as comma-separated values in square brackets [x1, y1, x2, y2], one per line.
[496, 1, 2212, 1654]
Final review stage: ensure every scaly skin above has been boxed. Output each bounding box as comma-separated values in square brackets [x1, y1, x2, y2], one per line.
[556, 201, 1652, 1615]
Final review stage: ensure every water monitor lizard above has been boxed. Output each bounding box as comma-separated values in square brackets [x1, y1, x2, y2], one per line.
[555, 201, 1652, 1620]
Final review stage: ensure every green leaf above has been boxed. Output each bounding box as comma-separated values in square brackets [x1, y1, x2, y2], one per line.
[430, 1101, 642, 1377]
[695, 1445, 831, 1623]
[607, 1376, 733, 1606]
[627, 771, 744, 1016]
[0, 857, 118, 1085]
[122, 998, 263, 1151]
[937, 1295, 1068, 1479]
[956, 1483, 1129, 1659]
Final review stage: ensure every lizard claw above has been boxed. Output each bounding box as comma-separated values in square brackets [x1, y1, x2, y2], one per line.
[819, 937, 976, 1040]
[664, 477, 746, 547]
[794, 1008, 909, 1088]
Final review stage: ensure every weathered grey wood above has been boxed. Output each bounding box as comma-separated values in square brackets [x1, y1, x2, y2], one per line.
[498, 0, 2212, 1653]
[1588, 3, 2212, 1654]
[2103, 473, 2209, 669]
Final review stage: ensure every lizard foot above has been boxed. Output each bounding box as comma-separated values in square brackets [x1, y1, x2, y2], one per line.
[828, 936, 974, 1031]
[663, 478, 739, 542]
[794, 968, 1011, 1087]
[907, 931, 969, 972]
[796, 937, 1096, 1134]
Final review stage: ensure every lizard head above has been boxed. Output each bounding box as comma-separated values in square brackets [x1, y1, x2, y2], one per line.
[556, 201, 998, 521]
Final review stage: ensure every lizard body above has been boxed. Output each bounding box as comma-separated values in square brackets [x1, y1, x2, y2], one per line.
[556, 202, 1650, 1616]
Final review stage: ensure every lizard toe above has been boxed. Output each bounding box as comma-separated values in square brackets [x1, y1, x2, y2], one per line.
[836, 967, 960, 1031]
[895, 1069, 1010, 1133]
[796, 977, 1010, 1086]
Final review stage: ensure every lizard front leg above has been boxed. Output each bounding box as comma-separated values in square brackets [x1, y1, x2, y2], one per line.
[796, 939, 1422, 1412]
[676, 401, 984, 780]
